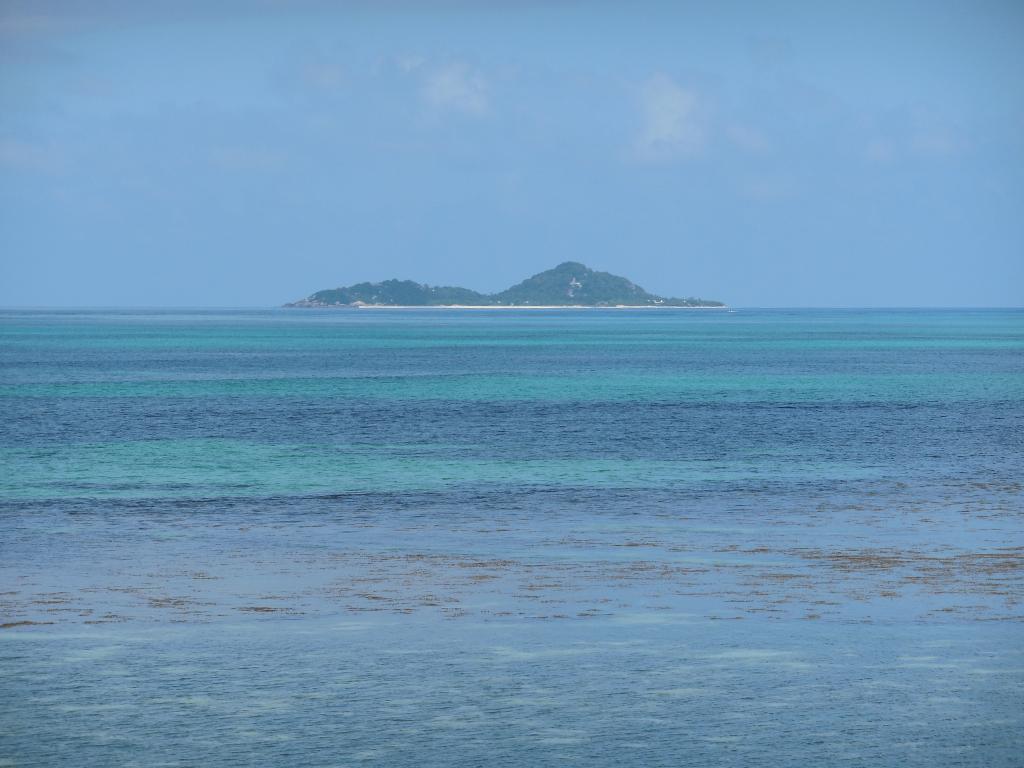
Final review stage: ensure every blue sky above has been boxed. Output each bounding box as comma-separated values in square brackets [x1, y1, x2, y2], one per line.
[1, 1, 1022, 307]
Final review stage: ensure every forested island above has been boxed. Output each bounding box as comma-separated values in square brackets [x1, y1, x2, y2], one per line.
[286, 262, 724, 307]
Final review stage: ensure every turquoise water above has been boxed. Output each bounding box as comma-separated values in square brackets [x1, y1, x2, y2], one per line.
[1, 308, 1022, 766]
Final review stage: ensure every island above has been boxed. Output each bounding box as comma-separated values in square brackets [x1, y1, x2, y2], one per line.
[286, 262, 724, 308]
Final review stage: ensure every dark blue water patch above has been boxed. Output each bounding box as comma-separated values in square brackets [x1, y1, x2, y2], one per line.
[2, 397, 1021, 467]
[3, 467, 1020, 522]
[3, 337, 1023, 377]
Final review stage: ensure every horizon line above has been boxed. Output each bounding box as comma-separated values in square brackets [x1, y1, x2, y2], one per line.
[1, 305, 1021, 312]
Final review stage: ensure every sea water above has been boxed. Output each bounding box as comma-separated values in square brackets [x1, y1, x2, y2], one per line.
[1, 308, 1022, 766]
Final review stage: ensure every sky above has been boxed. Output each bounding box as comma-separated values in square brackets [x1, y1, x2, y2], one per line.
[1, 0, 1022, 307]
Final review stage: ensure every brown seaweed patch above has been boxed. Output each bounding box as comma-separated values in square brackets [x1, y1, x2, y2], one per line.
[148, 597, 207, 610]
[757, 572, 810, 582]
[453, 559, 519, 569]
[236, 606, 299, 614]
[32, 598, 72, 605]
[808, 550, 911, 571]
[84, 614, 129, 624]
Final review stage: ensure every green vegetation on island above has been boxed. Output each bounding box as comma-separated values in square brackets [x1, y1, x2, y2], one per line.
[287, 262, 724, 307]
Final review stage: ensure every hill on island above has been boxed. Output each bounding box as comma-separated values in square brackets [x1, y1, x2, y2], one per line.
[286, 262, 723, 308]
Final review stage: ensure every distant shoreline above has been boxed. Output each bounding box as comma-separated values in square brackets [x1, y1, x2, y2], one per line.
[294, 304, 730, 310]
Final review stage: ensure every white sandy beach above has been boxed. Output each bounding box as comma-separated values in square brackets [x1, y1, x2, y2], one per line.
[350, 304, 729, 309]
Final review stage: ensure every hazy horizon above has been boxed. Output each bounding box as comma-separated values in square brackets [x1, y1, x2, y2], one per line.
[2, 1, 1022, 308]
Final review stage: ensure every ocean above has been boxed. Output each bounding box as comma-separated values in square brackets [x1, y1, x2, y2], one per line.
[1, 308, 1022, 766]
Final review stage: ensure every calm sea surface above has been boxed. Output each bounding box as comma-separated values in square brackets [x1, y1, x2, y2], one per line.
[1, 308, 1022, 766]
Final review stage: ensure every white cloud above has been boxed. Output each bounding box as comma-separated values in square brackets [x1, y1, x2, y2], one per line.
[864, 129, 961, 163]
[910, 130, 958, 157]
[0, 138, 63, 173]
[209, 147, 287, 172]
[635, 74, 706, 160]
[863, 108, 965, 163]
[864, 138, 896, 164]
[395, 55, 425, 74]
[270, 47, 345, 102]
[726, 123, 770, 154]
[739, 175, 795, 201]
[301, 61, 344, 91]
[420, 63, 487, 116]
[0, 13, 55, 38]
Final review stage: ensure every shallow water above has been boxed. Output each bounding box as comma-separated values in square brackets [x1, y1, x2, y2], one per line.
[1, 308, 1022, 765]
